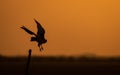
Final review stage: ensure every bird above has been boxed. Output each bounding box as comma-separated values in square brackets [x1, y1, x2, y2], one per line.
[21, 19, 47, 51]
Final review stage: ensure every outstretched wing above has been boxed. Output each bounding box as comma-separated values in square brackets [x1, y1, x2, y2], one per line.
[34, 19, 45, 36]
[21, 26, 36, 36]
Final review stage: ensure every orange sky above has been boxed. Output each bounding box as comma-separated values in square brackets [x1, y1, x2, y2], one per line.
[0, 0, 120, 56]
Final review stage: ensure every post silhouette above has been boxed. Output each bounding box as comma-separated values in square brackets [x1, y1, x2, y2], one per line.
[21, 19, 47, 75]
[26, 49, 32, 75]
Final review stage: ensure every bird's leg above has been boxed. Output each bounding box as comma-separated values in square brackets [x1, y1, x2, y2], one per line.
[39, 45, 43, 51]
[41, 45, 43, 50]
[38, 43, 42, 51]
[39, 45, 42, 51]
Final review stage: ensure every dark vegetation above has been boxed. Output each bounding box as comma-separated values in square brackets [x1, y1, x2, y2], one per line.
[1, 55, 120, 62]
[0, 55, 120, 75]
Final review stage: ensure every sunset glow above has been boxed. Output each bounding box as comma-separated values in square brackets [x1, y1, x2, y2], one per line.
[0, 0, 120, 56]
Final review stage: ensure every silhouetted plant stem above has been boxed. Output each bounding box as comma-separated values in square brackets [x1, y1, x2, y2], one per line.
[26, 49, 32, 75]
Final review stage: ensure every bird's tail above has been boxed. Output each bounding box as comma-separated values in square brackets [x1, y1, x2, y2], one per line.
[31, 37, 37, 41]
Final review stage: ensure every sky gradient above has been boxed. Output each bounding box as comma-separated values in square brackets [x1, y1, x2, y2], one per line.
[0, 0, 120, 56]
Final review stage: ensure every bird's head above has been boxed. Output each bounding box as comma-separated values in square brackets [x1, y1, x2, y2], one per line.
[43, 39, 47, 44]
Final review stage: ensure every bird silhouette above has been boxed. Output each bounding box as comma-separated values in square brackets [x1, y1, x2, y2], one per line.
[21, 19, 47, 51]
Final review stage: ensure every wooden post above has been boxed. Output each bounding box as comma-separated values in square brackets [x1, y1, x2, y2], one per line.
[26, 49, 32, 75]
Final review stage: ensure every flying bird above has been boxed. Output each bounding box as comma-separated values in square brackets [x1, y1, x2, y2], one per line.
[21, 19, 47, 51]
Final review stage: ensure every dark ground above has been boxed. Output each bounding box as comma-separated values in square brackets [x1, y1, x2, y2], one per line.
[0, 56, 120, 75]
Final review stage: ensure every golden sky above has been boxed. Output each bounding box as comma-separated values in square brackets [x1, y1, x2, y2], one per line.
[0, 0, 120, 56]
